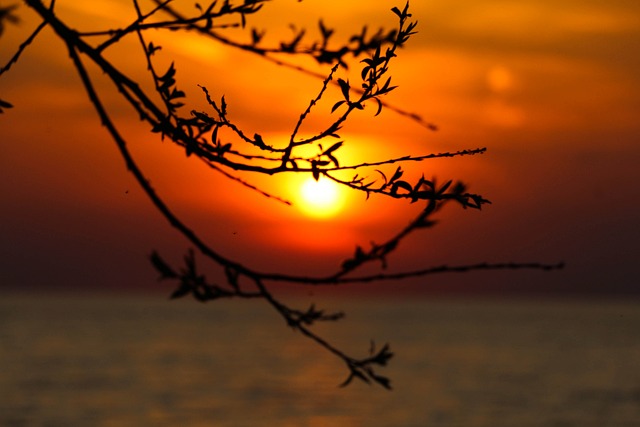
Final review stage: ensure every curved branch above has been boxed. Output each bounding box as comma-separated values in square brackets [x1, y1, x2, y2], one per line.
[10, 0, 564, 390]
[151, 0, 438, 130]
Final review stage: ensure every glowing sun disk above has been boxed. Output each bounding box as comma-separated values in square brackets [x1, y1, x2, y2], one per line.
[299, 177, 343, 218]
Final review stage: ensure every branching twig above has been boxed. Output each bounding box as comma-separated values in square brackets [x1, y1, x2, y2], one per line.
[3, 0, 564, 389]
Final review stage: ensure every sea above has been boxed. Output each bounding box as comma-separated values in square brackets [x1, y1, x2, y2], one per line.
[0, 293, 638, 427]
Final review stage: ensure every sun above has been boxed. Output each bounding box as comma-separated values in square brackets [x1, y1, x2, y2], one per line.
[298, 177, 344, 218]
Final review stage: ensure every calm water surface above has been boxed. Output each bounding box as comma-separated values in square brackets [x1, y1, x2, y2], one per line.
[0, 294, 638, 426]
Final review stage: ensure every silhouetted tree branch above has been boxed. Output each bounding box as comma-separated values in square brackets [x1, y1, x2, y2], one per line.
[1, 0, 562, 389]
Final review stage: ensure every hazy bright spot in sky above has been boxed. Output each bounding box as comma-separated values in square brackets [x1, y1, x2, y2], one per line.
[298, 177, 344, 218]
[487, 65, 514, 93]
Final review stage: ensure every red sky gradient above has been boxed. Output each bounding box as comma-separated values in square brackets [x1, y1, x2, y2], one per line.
[1, 0, 639, 296]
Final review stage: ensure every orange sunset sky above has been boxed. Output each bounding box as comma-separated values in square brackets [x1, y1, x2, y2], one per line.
[1, 0, 639, 295]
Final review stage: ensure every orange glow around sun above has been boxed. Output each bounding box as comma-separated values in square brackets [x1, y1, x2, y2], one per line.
[298, 177, 345, 219]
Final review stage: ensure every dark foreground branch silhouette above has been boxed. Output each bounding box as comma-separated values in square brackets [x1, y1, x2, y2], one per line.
[1, 0, 562, 389]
